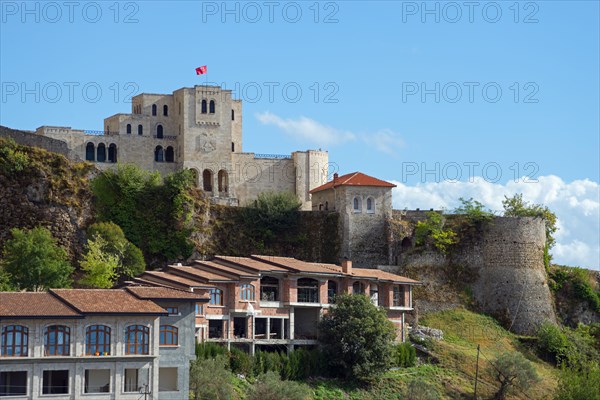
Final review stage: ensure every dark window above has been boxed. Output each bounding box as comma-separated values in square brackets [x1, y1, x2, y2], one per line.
[155, 146, 164, 162]
[84, 369, 110, 393]
[125, 325, 149, 355]
[240, 284, 255, 301]
[201, 100, 207, 114]
[209, 288, 223, 305]
[231, 109, 235, 120]
[327, 281, 337, 303]
[97, 143, 106, 162]
[152, 104, 157, 116]
[297, 278, 319, 303]
[42, 370, 69, 394]
[138, 124, 143, 135]
[209, 100, 215, 114]
[159, 325, 178, 346]
[157, 125, 163, 139]
[393, 285, 406, 307]
[44, 325, 70, 356]
[85, 142, 95, 161]
[1, 325, 28, 357]
[123, 369, 138, 392]
[325, 201, 329, 210]
[165, 146, 174, 162]
[231, 142, 235, 152]
[353, 197, 361, 212]
[353, 281, 365, 295]
[367, 197, 375, 213]
[0, 371, 27, 396]
[218, 170, 228, 193]
[260, 276, 279, 301]
[202, 169, 213, 191]
[126, 124, 131, 134]
[163, 105, 168, 116]
[108, 144, 117, 163]
[86, 325, 111, 355]
[208, 320, 223, 338]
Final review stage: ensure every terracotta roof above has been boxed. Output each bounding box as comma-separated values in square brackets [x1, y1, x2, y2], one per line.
[51, 289, 167, 315]
[309, 172, 396, 193]
[168, 265, 238, 282]
[193, 260, 260, 278]
[126, 286, 209, 302]
[351, 268, 421, 284]
[140, 271, 209, 288]
[214, 256, 289, 273]
[250, 255, 341, 275]
[0, 292, 81, 318]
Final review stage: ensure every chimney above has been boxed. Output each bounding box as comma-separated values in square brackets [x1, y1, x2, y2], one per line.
[333, 173, 339, 180]
[342, 260, 352, 274]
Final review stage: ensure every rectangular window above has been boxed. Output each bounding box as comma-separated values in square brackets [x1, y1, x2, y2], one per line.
[166, 307, 179, 315]
[123, 369, 138, 393]
[42, 370, 69, 395]
[0, 371, 27, 396]
[84, 369, 110, 394]
[393, 285, 405, 307]
[195, 303, 204, 315]
[159, 368, 178, 392]
[370, 285, 379, 306]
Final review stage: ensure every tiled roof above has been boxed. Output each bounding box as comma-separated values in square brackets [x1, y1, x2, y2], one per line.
[351, 268, 421, 284]
[309, 172, 396, 193]
[51, 289, 167, 315]
[0, 292, 81, 318]
[250, 255, 341, 275]
[140, 271, 209, 288]
[168, 265, 238, 282]
[214, 256, 289, 272]
[126, 286, 209, 302]
[193, 260, 260, 278]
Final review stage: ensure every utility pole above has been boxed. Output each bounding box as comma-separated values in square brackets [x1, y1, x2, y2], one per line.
[474, 344, 480, 400]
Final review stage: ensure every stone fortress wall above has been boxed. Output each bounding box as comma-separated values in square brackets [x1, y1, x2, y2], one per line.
[3, 85, 329, 210]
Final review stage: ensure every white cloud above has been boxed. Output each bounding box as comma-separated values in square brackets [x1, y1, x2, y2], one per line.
[388, 176, 600, 270]
[255, 112, 403, 154]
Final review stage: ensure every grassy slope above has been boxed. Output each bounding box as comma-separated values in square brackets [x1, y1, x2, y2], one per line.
[307, 309, 558, 400]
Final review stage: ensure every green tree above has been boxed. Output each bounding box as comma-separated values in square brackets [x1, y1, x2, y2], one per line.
[537, 321, 568, 365]
[1, 227, 73, 291]
[189, 355, 236, 400]
[503, 193, 558, 267]
[78, 236, 120, 288]
[248, 371, 311, 400]
[414, 211, 458, 254]
[319, 294, 396, 382]
[87, 222, 145, 279]
[0, 269, 15, 291]
[489, 352, 539, 400]
[555, 363, 600, 400]
[453, 197, 494, 223]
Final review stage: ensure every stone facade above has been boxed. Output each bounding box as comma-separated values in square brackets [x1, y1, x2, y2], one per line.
[23, 85, 328, 210]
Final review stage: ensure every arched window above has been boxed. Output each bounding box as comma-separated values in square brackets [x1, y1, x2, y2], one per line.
[231, 109, 235, 120]
[1, 325, 28, 356]
[163, 105, 168, 116]
[209, 100, 215, 114]
[260, 276, 279, 301]
[86, 325, 111, 355]
[353, 197, 361, 213]
[218, 170, 228, 193]
[97, 143, 106, 162]
[108, 144, 117, 163]
[157, 124, 163, 139]
[125, 325, 149, 355]
[138, 124, 143, 135]
[352, 281, 365, 295]
[165, 146, 174, 162]
[85, 142, 95, 161]
[240, 284, 255, 301]
[202, 169, 213, 192]
[327, 280, 337, 303]
[401, 237, 412, 251]
[209, 288, 223, 305]
[44, 325, 70, 356]
[366, 197, 375, 213]
[152, 104, 157, 116]
[154, 146, 164, 162]
[201, 100, 207, 114]
[297, 278, 319, 303]
[126, 124, 131, 134]
[159, 325, 178, 346]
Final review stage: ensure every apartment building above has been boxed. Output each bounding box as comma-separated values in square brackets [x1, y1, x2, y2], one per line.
[132, 255, 420, 354]
[0, 287, 207, 399]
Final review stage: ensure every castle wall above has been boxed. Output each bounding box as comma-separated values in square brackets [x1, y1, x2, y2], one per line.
[292, 150, 329, 210]
[0, 126, 79, 160]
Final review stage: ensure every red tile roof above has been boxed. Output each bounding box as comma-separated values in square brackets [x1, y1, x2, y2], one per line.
[250, 255, 341, 275]
[140, 271, 209, 288]
[309, 172, 396, 193]
[126, 286, 209, 302]
[168, 265, 238, 283]
[0, 292, 81, 318]
[51, 289, 166, 315]
[351, 268, 421, 284]
[193, 260, 260, 279]
[213, 256, 288, 273]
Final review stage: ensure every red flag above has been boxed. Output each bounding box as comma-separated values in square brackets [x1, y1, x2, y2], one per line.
[195, 66, 207, 75]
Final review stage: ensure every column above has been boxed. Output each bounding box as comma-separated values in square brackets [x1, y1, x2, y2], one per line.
[266, 318, 271, 340]
[289, 308, 295, 340]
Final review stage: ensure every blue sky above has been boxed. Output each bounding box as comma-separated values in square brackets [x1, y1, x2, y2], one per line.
[1, 1, 598, 269]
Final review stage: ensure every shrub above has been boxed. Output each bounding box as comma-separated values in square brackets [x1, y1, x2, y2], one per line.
[489, 352, 539, 400]
[555, 363, 600, 400]
[393, 342, 416, 368]
[189, 355, 236, 400]
[537, 321, 568, 364]
[414, 211, 458, 254]
[196, 342, 227, 359]
[0, 138, 30, 174]
[403, 379, 440, 400]
[453, 197, 494, 223]
[248, 371, 311, 400]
